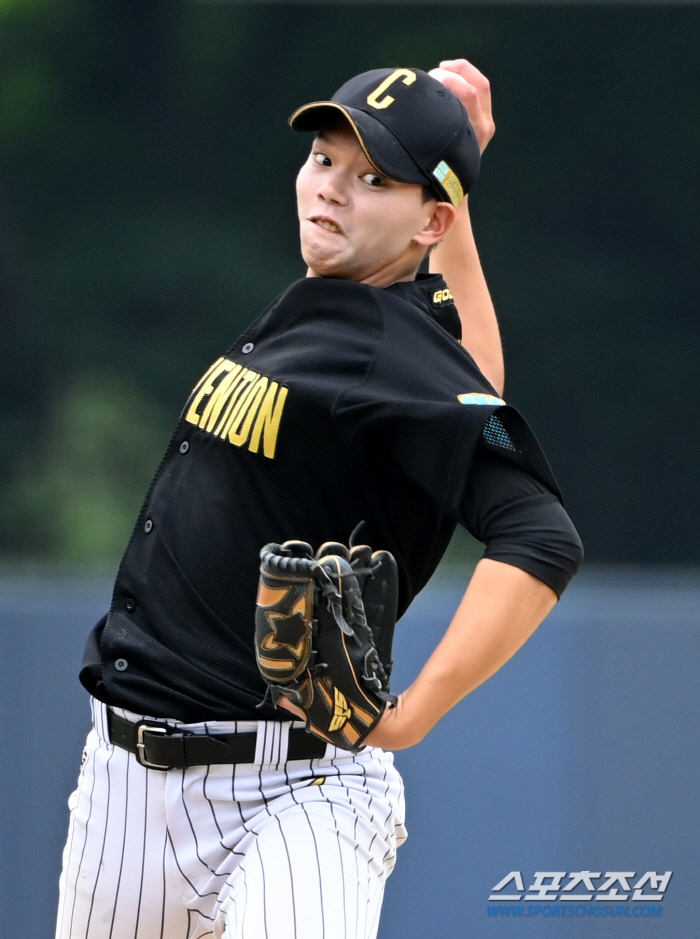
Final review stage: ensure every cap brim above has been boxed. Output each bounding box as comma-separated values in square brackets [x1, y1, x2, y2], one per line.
[290, 101, 431, 190]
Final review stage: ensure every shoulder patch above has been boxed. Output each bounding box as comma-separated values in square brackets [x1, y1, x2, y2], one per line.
[457, 393, 505, 406]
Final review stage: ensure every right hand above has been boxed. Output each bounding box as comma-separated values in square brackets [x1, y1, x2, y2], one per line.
[429, 58, 495, 154]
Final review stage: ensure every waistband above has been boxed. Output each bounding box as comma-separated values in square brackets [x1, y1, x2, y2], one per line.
[92, 699, 332, 770]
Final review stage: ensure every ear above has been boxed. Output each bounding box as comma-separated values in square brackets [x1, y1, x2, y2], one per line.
[412, 201, 457, 247]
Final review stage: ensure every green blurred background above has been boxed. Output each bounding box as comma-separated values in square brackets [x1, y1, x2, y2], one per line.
[1, 0, 698, 567]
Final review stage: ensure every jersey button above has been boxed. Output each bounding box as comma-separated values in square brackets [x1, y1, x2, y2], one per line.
[179, 440, 189, 454]
[114, 658, 128, 671]
[125, 598, 136, 613]
[242, 342, 254, 354]
[144, 519, 153, 533]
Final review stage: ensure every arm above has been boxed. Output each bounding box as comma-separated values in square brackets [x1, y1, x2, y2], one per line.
[365, 449, 583, 750]
[363, 559, 556, 750]
[428, 59, 503, 394]
[279, 449, 582, 748]
[276, 557, 554, 744]
[430, 198, 503, 394]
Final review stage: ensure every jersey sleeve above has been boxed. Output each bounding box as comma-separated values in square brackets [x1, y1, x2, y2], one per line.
[460, 446, 583, 596]
[336, 389, 562, 522]
[330, 285, 563, 520]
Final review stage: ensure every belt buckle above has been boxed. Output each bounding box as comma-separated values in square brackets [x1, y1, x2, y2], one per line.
[135, 720, 173, 770]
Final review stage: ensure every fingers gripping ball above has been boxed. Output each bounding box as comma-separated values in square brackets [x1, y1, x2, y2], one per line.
[255, 540, 398, 753]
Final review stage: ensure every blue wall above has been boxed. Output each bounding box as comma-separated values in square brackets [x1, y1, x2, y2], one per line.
[1, 568, 698, 937]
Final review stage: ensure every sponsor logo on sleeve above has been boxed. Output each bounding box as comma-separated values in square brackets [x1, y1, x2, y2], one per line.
[457, 392, 505, 406]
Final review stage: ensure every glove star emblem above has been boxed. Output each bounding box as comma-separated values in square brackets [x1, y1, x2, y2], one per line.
[255, 579, 314, 681]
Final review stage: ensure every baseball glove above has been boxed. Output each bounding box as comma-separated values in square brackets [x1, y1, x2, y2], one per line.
[254, 539, 398, 753]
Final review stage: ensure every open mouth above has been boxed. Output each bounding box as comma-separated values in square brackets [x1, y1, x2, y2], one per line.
[311, 217, 342, 234]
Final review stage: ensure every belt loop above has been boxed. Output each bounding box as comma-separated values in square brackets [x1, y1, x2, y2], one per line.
[92, 699, 110, 747]
[255, 721, 292, 769]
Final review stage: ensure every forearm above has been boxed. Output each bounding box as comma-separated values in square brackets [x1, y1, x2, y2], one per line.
[429, 198, 504, 394]
[364, 558, 557, 750]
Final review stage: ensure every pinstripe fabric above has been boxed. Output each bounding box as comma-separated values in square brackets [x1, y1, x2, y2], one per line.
[56, 700, 406, 939]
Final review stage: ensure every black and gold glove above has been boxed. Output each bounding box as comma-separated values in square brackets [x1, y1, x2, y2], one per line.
[255, 539, 398, 754]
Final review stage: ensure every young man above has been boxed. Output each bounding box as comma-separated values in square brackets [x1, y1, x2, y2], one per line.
[56, 60, 582, 939]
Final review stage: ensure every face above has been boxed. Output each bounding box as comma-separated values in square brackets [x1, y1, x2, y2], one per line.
[296, 120, 451, 288]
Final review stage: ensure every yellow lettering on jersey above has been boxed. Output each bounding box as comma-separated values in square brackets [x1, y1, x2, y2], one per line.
[187, 357, 289, 459]
[433, 288, 454, 304]
[366, 69, 416, 110]
[212, 368, 255, 437]
[199, 363, 243, 431]
[184, 357, 226, 426]
[220, 371, 259, 440]
[248, 383, 288, 459]
[212, 369, 255, 437]
[228, 376, 269, 446]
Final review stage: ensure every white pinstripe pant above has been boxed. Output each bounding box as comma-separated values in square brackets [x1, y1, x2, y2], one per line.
[56, 700, 407, 939]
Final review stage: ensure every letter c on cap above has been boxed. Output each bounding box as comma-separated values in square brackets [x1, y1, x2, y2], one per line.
[367, 69, 416, 110]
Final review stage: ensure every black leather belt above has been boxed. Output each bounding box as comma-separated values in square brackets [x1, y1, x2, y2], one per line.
[107, 710, 327, 770]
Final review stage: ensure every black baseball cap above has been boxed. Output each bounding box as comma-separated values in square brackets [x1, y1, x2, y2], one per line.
[289, 68, 480, 206]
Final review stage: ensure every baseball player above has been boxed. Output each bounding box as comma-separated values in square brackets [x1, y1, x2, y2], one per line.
[55, 59, 582, 939]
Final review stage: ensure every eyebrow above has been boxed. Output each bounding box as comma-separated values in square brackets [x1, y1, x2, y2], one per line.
[311, 129, 388, 179]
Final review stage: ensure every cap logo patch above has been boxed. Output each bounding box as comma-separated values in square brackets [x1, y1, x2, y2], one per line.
[366, 69, 416, 110]
[433, 160, 465, 207]
[457, 393, 505, 406]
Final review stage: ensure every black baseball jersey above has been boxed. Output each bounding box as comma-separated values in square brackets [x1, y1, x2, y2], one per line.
[81, 273, 562, 723]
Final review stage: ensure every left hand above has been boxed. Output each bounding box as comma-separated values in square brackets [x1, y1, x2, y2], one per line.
[429, 58, 495, 154]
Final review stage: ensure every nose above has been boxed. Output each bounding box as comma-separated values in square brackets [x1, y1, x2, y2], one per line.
[316, 168, 349, 205]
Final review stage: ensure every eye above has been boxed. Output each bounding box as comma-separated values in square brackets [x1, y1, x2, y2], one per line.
[313, 151, 332, 167]
[362, 173, 385, 188]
